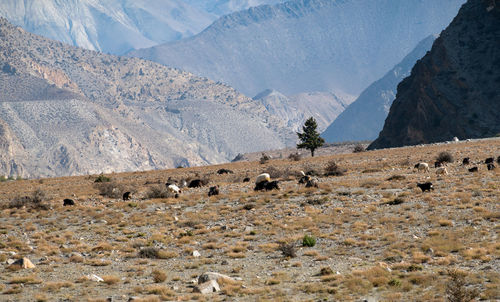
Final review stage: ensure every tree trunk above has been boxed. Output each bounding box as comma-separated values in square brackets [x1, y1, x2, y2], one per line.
[311, 149, 315, 157]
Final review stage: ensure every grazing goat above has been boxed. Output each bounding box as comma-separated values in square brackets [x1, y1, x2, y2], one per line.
[167, 184, 181, 195]
[462, 157, 470, 165]
[63, 199, 75, 206]
[497, 156, 500, 164]
[305, 178, 319, 188]
[255, 173, 271, 184]
[123, 192, 131, 201]
[254, 180, 280, 191]
[468, 167, 478, 172]
[485, 157, 494, 164]
[436, 167, 448, 175]
[414, 162, 430, 172]
[434, 161, 443, 168]
[217, 169, 233, 174]
[417, 182, 434, 192]
[208, 186, 219, 196]
[487, 163, 495, 171]
[188, 179, 205, 188]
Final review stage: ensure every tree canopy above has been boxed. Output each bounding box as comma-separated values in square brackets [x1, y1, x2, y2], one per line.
[297, 117, 324, 157]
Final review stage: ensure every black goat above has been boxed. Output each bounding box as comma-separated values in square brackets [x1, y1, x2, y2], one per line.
[417, 182, 434, 192]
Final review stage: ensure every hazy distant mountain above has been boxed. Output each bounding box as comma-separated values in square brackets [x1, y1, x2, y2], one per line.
[322, 35, 437, 142]
[0, 0, 281, 55]
[369, 0, 500, 149]
[0, 18, 293, 178]
[130, 0, 465, 97]
[253, 89, 354, 133]
[184, 0, 284, 16]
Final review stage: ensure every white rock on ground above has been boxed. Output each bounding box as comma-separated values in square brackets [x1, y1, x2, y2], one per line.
[193, 279, 220, 294]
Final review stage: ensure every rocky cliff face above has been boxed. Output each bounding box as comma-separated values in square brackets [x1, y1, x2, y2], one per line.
[368, 0, 500, 150]
[129, 0, 464, 97]
[322, 35, 436, 142]
[0, 18, 293, 178]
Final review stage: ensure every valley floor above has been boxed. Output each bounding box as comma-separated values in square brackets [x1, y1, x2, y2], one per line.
[0, 138, 499, 301]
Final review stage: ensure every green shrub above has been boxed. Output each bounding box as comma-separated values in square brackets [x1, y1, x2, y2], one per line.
[94, 174, 111, 183]
[302, 235, 316, 247]
[437, 151, 454, 164]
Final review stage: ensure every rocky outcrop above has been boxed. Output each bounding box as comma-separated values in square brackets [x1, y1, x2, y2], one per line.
[130, 0, 464, 96]
[322, 35, 436, 142]
[368, 0, 500, 150]
[0, 18, 294, 178]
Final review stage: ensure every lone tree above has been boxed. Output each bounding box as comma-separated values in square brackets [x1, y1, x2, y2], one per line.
[297, 117, 324, 157]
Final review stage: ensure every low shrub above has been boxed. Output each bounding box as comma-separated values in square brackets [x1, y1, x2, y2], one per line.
[95, 182, 126, 198]
[288, 152, 301, 161]
[324, 161, 345, 176]
[279, 243, 296, 258]
[303, 235, 316, 247]
[94, 174, 111, 183]
[437, 151, 454, 164]
[353, 144, 365, 153]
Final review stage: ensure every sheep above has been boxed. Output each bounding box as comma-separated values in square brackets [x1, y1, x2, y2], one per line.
[123, 191, 131, 201]
[485, 157, 494, 164]
[208, 186, 219, 196]
[417, 182, 434, 192]
[468, 167, 478, 172]
[414, 162, 429, 172]
[462, 157, 470, 165]
[436, 167, 448, 175]
[487, 163, 495, 171]
[63, 198, 75, 206]
[217, 169, 233, 174]
[255, 173, 271, 184]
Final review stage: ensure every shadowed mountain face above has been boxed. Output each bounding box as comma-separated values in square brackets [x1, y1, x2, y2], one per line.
[368, 0, 500, 150]
[322, 35, 437, 143]
[0, 18, 293, 178]
[129, 0, 464, 97]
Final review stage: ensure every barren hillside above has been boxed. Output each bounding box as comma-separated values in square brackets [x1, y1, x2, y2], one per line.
[0, 138, 498, 301]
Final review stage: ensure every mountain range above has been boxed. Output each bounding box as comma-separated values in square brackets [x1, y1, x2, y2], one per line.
[0, 0, 282, 55]
[129, 0, 465, 97]
[369, 0, 500, 149]
[0, 18, 294, 178]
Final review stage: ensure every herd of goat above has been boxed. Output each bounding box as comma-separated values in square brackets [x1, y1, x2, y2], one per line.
[415, 155, 498, 192]
[60, 155, 499, 206]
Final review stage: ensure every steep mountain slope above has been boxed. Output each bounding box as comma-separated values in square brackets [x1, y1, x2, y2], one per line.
[184, 0, 284, 16]
[253, 89, 354, 132]
[322, 35, 436, 142]
[0, 18, 293, 178]
[0, 0, 283, 55]
[368, 0, 500, 150]
[130, 0, 464, 96]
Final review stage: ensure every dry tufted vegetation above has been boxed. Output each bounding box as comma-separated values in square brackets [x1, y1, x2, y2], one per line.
[0, 138, 498, 301]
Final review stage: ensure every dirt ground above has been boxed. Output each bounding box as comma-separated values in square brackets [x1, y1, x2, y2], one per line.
[0, 138, 499, 301]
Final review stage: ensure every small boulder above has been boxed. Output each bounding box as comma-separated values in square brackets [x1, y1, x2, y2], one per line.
[193, 250, 201, 258]
[193, 279, 220, 294]
[198, 272, 235, 284]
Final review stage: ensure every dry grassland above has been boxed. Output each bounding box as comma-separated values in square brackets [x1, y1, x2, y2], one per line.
[0, 139, 499, 301]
